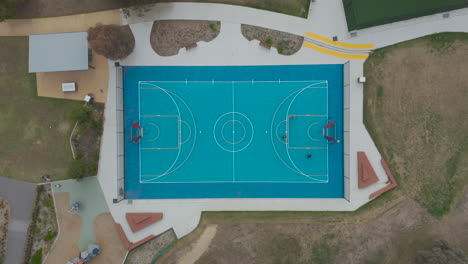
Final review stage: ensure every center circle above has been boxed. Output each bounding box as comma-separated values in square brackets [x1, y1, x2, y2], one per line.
[221, 120, 246, 144]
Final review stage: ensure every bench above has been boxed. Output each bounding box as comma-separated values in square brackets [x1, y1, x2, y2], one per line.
[62, 82, 76, 92]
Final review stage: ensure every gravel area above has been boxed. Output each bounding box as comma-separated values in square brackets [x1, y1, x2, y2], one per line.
[151, 20, 221, 56]
[125, 228, 177, 264]
[241, 24, 304, 55]
[0, 197, 9, 263]
[26, 185, 58, 264]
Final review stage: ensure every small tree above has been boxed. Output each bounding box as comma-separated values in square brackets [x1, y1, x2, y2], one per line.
[70, 105, 93, 124]
[88, 24, 135, 60]
[0, 0, 26, 22]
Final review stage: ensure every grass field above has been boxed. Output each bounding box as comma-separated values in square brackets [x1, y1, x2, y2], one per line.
[364, 32, 468, 217]
[343, 0, 468, 30]
[0, 37, 82, 182]
[155, 32, 468, 264]
[17, 0, 310, 19]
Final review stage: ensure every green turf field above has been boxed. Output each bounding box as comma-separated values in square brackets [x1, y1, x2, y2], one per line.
[343, 0, 468, 30]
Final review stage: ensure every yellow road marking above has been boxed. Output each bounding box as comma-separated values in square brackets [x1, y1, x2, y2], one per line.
[306, 32, 374, 49]
[303, 42, 368, 59]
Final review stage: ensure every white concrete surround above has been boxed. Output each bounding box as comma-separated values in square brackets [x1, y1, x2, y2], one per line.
[97, 2, 468, 242]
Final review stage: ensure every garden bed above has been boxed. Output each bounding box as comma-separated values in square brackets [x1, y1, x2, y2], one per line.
[125, 229, 177, 264]
[68, 104, 104, 180]
[24, 185, 58, 264]
[0, 197, 9, 264]
[151, 20, 221, 56]
[241, 24, 304, 55]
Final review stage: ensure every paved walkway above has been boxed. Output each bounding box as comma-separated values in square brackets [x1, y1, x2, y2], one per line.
[0, 9, 122, 36]
[0, 177, 36, 264]
[52, 177, 110, 250]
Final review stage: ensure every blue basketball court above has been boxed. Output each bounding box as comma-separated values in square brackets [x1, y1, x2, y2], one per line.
[123, 65, 344, 199]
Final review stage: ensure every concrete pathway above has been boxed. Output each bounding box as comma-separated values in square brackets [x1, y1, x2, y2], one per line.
[123, 2, 468, 49]
[0, 9, 122, 36]
[52, 177, 109, 250]
[0, 177, 36, 264]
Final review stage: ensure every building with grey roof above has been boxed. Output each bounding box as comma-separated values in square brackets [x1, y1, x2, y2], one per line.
[29, 32, 89, 73]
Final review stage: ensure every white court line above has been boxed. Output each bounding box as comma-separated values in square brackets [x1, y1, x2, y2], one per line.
[270, 84, 331, 181]
[139, 84, 182, 180]
[139, 80, 329, 83]
[140, 180, 329, 184]
[138, 81, 141, 183]
[232, 81, 235, 183]
[137, 82, 198, 183]
[326, 80, 329, 177]
[137, 80, 331, 184]
[283, 81, 330, 180]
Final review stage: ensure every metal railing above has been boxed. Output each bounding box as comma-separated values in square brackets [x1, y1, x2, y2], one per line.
[343, 61, 351, 202]
[115, 65, 125, 203]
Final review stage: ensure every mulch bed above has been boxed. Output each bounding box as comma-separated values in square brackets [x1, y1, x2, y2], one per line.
[0, 198, 9, 263]
[151, 20, 221, 56]
[241, 24, 304, 55]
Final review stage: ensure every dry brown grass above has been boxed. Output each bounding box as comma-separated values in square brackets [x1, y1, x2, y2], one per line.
[364, 32, 468, 217]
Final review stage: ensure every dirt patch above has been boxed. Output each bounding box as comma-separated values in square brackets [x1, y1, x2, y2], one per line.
[241, 24, 304, 55]
[26, 185, 58, 264]
[44, 193, 81, 264]
[0, 197, 9, 263]
[151, 20, 221, 56]
[125, 228, 177, 264]
[160, 194, 468, 264]
[92, 213, 127, 264]
[179, 225, 218, 264]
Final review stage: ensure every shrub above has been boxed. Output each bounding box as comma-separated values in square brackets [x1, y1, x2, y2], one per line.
[31, 249, 42, 264]
[88, 24, 135, 60]
[277, 41, 284, 54]
[90, 119, 103, 135]
[75, 152, 84, 160]
[0, 0, 27, 22]
[209, 23, 217, 32]
[70, 105, 93, 124]
[68, 159, 98, 180]
[265, 37, 273, 45]
[44, 231, 57, 242]
[42, 200, 53, 207]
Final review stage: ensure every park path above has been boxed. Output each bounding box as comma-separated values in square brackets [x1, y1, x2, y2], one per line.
[0, 9, 122, 36]
[0, 177, 36, 264]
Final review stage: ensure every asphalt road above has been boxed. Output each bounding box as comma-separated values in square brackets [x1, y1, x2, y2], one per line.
[0, 177, 36, 264]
